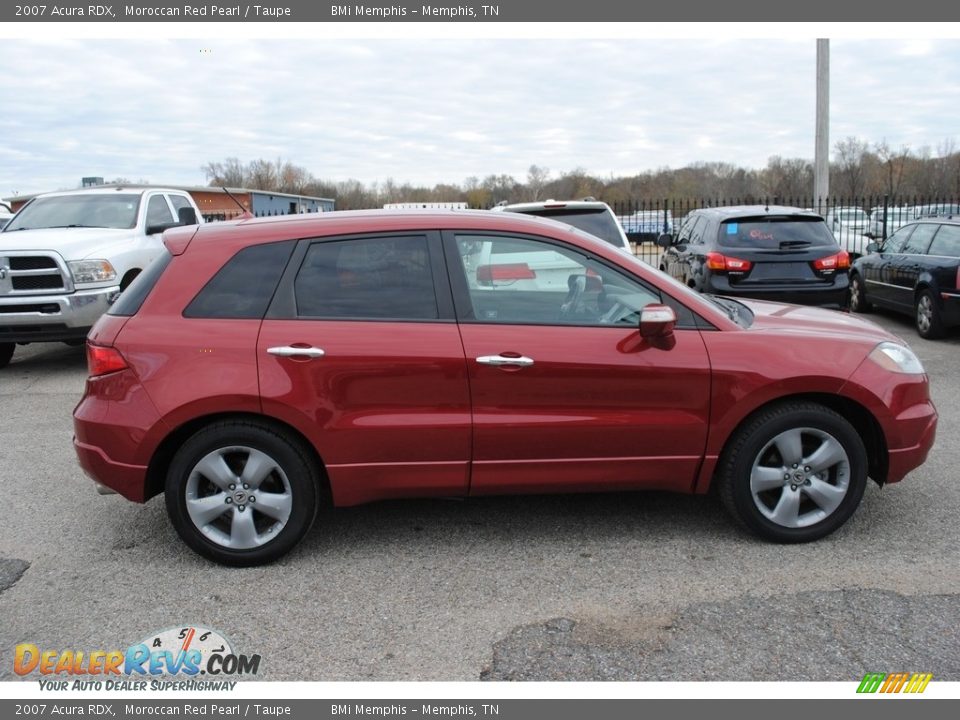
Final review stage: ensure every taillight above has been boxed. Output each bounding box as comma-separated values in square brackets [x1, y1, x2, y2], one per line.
[706, 252, 752, 273]
[476, 263, 536, 284]
[86, 343, 128, 377]
[812, 250, 850, 272]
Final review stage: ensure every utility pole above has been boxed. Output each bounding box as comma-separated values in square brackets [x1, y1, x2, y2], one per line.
[814, 39, 830, 211]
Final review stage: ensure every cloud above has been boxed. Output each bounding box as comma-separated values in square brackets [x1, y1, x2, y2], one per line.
[0, 38, 958, 196]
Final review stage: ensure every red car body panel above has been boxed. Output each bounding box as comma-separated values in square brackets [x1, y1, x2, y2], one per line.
[72, 210, 938, 510]
[457, 323, 710, 494]
[257, 319, 472, 506]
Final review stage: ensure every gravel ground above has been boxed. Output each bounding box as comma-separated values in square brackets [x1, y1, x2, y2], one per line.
[0, 308, 957, 682]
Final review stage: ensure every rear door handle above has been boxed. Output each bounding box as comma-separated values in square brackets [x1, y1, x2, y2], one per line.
[476, 355, 534, 367]
[267, 345, 325, 358]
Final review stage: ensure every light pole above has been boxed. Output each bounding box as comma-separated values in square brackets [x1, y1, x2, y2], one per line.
[814, 39, 830, 211]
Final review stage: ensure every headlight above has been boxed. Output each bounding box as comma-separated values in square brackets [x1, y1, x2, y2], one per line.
[868, 342, 925, 374]
[68, 260, 117, 284]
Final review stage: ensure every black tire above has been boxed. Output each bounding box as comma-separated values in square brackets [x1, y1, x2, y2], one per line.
[717, 401, 868, 543]
[165, 420, 320, 566]
[0, 343, 13, 369]
[849, 273, 871, 313]
[915, 289, 945, 340]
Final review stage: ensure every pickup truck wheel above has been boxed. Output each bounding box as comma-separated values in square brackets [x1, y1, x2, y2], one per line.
[165, 420, 320, 566]
[0, 343, 14, 369]
[718, 401, 867, 543]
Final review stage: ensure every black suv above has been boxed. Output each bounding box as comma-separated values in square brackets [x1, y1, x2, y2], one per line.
[657, 206, 849, 308]
[849, 217, 960, 339]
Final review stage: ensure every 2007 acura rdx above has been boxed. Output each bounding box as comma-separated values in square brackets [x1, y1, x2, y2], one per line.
[73, 210, 937, 565]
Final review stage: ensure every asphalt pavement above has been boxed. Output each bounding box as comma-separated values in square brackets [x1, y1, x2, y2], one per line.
[0, 308, 957, 682]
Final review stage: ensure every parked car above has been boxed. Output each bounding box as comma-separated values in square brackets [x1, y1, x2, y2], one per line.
[849, 217, 960, 339]
[620, 209, 674, 242]
[912, 203, 960, 219]
[491, 198, 631, 252]
[0, 187, 202, 368]
[74, 210, 936, 565]
[0, 212, 12, 231]
[824, 206, 871, 258]
[866, 205, 913, 240]
[657, 206, 849, 308]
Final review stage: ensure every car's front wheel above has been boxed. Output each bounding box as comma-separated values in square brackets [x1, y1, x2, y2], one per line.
[718, 402, 868, 543]
[165, 420, 320, 566]
[849, 273, 871, 313]
[915, 289, 945, 339]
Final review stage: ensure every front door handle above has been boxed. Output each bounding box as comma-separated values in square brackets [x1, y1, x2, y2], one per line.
[476, 354, 534, 367]
[267, 345, 325, 359]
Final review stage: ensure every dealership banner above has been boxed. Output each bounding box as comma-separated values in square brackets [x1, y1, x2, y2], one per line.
[1, 699, 959, 719]
[2, 0, 959, 22]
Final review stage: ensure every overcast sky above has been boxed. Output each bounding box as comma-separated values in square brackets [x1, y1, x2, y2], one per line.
[1, 37, 958, 196]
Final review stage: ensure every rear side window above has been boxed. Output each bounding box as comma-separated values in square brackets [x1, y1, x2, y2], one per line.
[294, 235, 438, 320]
[719, 217, 834, 248]
[519, 209, 624, 248]
[928, 225, 960, 257]
[109, 251, 172, 317]
[184, 241, 295, 319]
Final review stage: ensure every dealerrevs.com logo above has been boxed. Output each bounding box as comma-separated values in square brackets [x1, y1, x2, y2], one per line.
[15, 626, 261, 691]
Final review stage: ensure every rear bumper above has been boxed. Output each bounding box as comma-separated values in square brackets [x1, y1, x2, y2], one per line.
[706, 277, 849, 309]
[74, 437, 149, 502]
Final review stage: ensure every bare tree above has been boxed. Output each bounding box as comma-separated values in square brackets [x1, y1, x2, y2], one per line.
[247, 159, 279, 191]
[833, 136, 869, 199]
[874, 140, 910, 198]
[526, 164, 550, 201]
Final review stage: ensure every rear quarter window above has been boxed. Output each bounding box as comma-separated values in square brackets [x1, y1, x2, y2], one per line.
[184, 241, 295, 319]
[108, 251, 172, 317]
[719, 217, 835, 249]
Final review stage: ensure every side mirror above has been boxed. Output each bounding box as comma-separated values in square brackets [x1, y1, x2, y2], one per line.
[177, 206, 198, 226]
[145, 222, 175, 236]
[866, 242, 879, 254]
[656, 233, 673, 248]
[639, 304, 677, 338]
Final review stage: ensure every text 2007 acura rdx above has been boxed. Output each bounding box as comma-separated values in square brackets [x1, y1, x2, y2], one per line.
[73, 210, 937, 565]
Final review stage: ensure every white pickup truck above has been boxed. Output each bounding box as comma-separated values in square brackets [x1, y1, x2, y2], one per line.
[0, 187, 203, 368]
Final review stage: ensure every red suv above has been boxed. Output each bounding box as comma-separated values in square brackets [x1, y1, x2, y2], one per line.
[73, 210, 938, 565]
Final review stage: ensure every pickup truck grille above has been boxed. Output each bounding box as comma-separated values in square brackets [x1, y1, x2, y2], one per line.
[0, 253, 69, 295]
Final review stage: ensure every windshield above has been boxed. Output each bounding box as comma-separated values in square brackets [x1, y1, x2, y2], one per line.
[519, 208, 624, 248]
[836, 209, 868, 225]
[718, 217, 835, 249]
[4, 194, 141, 231]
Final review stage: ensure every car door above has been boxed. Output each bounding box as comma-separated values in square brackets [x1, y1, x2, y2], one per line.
[865, 225, 912, 308]
[257, 232, 472, 506]
[444, 230, 712, 495]
[886, 223, 938, 311]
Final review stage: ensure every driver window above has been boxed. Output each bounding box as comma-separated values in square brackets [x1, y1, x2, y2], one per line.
[453, 234, 660, 326]
[883, 225, 913, 254]
[146, 195, 173, 229]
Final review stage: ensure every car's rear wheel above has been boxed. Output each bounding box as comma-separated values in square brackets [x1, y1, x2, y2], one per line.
[165, 421, 319, 566]
[718, 402, 867, 543]
[849, 273, 871, 313]
[0, 343, 13, 369]
[915, 289, 945, 339]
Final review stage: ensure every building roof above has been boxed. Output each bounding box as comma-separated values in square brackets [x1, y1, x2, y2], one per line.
[4, 183, 334, 205]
